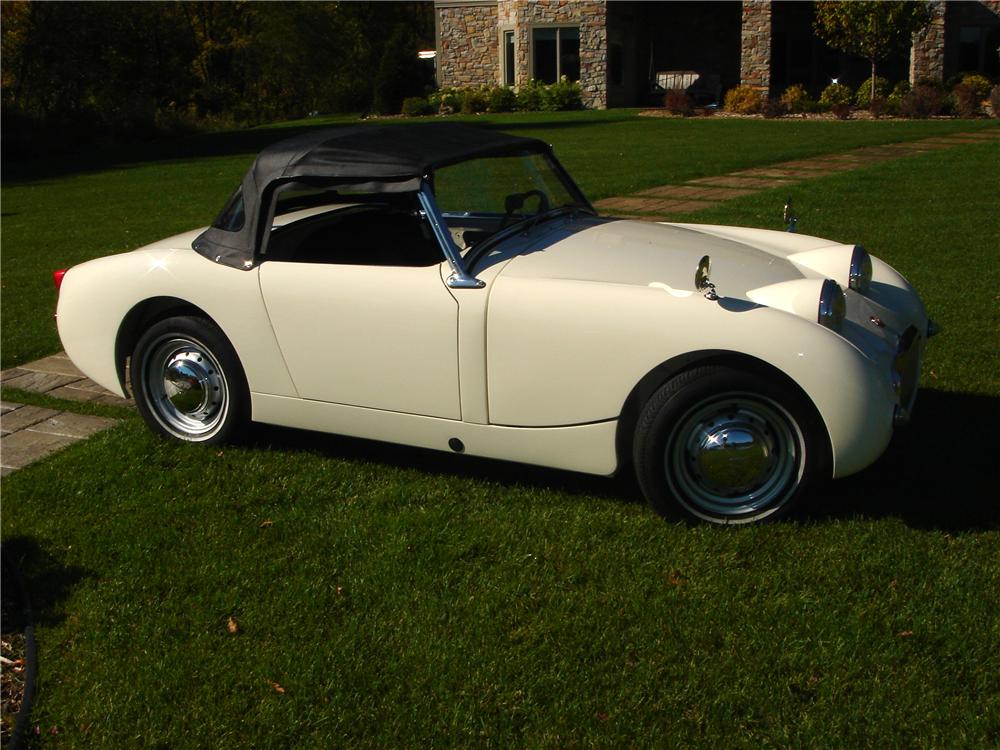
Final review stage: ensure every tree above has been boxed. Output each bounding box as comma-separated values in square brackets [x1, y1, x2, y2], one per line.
[813, 1, 932, 104]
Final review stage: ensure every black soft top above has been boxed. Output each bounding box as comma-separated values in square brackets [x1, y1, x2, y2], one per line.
[193, 123, 550, 269]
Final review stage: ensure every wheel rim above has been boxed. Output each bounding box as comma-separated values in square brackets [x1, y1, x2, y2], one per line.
[665, 393, 803, 521]
[143, 336, 229, 440]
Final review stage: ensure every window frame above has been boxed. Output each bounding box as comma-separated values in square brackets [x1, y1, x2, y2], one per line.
[529, 24, 581, 83]
[500, 28, 516, 86]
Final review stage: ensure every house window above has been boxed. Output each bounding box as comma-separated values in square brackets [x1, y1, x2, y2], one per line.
[503, 30, 515, 86]
[532, 27, 580, 83]
[959, 25, 1000, 77]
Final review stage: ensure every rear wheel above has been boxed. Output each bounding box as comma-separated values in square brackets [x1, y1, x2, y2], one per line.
[633, 366, 824, 524]
[132, 316, 250, 444]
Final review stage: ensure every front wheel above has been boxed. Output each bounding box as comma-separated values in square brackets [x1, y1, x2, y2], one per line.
[633, 366, 826, 524]
[132, 316, 250, 444]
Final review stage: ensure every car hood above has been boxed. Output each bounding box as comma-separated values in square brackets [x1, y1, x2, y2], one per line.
[494, 217, 847, 300]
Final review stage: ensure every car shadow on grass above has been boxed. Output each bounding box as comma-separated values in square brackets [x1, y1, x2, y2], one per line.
[247, 388, 997, 533]
[803, 388, 999, 532]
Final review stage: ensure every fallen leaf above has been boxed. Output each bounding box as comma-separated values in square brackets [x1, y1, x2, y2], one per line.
[335, 586, 344, 595]
[259, 520, 273, 528]
[216, 451, 224, 457]
[227, 616, 239, 634]
[929, 369, 938, 379]
[668, 570, 683, 586]
[272, 682, 286, 694]
[595, 711, 610, 722]
[898, 630, 913, 638]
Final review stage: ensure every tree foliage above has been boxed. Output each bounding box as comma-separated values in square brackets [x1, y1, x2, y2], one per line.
[813, 1, 931, 102]
[1, 1, 434, 156]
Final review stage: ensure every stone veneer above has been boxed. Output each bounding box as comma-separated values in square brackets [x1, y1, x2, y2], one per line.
[437, 1, 499, 89]
[740, 0, 772, 92]
[910, 0, 946, 83]
[439, 0, 607, 109]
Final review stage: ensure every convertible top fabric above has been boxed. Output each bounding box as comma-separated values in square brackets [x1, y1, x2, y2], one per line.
[193, 123, 549, 269]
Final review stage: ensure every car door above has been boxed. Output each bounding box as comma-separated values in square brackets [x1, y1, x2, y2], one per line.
[258, 260, 461, 420]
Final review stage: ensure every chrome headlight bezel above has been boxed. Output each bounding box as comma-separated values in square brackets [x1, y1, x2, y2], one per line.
[849, 244, 872, 295]
[818, 279, 847, 332]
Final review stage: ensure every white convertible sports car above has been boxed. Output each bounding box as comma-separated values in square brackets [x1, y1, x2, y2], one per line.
[55, 123, 934, 524]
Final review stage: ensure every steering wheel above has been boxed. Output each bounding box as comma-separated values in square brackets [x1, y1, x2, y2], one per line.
[499, 189, 550, 230]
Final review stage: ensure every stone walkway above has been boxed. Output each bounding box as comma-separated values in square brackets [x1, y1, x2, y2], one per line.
[593, 128, 1000, 221]
[1, 354, 132, 476]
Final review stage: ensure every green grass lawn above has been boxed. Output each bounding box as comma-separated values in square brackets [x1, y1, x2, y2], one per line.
[2, 111, 999, 748]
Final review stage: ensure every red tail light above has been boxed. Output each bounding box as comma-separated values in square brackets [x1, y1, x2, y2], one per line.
[54, 268, 67, 291]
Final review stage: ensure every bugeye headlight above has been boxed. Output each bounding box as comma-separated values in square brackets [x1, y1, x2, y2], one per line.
[818, 279, 847, 331]
[849, 244, 872, 294]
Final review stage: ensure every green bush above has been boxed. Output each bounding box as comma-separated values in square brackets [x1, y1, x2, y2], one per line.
[425, 79, 584, 115]
[428, 87, 461, 114]
[885, 80, 911, 115]
[818, 83, 853, 110]
[854, 76, 890, 108]
[900, 83, 946, 118]
[459, 86, 489, 115]
[487, 86, 517, 113]
[401, 96, 434, 117]
[779, 84, 813, 114]
[515, 79, 547, 111]
[959, 73, 992, 101]
[723, 85, 764, 114]
[951, 84, 981, 118]
[543, 76, 583, 111]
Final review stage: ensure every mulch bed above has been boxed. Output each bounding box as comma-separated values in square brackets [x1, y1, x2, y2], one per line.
[1, 560, 29, 744]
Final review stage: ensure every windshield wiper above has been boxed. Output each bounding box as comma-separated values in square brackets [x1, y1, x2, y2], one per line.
[467, 205, 590, 272]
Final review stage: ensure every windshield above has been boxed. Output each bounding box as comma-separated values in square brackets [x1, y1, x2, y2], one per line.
[433, 152, 585, 220]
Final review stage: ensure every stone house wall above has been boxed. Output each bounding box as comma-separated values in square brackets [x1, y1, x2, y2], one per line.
[740, 0, 772, 91]
[437, 0, 999, 107]
[436, 1, 499, 89]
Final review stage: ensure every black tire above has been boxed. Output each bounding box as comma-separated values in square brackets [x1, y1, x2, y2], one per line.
[633, 365, 827, 525]
[132, 315, 250, 444]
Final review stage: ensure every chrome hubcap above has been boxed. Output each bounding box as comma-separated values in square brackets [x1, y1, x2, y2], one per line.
[666, 394, 802, 519]
[144, 337, 228, 439]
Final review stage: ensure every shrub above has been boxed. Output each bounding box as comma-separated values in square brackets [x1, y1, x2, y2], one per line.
[428, 87, 462, 114]
[516, 79, 546, 111]
[724, 84, 764, 114]
[886, 80, 910, 116]
[854, 76, 890, 108]
[544, 76, 583, 111]
[991, 85, 1000, 119]
[951, 83, 981, 118]
[487, 86, 517, 113]
[818, 83, 853, 110]
[763, 97, 786, 118]
[459, 87, 489, 114]
[959, 73, 992, 100]
[401, 96, 434, 117]
[900, 83, 946, 118]
[831, 103, 852, 120]
[663, 89, 694, 116]
[780, 84, 813, 114]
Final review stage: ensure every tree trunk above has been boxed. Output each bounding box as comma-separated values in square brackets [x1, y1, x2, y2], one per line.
[870, 59, 877, 105]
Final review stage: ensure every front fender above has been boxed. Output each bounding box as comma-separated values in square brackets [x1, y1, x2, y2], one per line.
[486, 277, 897, 478]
